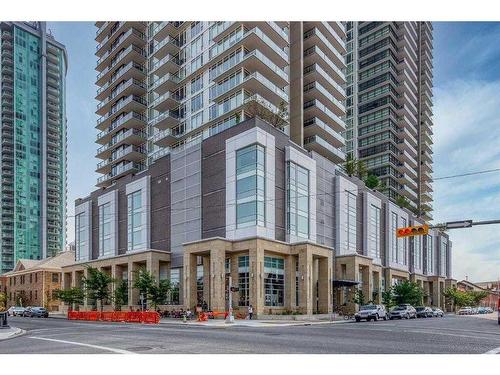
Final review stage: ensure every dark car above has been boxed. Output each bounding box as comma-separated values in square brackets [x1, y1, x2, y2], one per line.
[24, 307, 49, 318]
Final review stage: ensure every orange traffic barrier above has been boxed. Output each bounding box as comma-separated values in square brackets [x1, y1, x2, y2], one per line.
[66, 310, 160, 324]
[114, 311, 128, 322]
[198, 312, 208, 321]
[67, 311, 80, 320]
[142, 312, 160, 324]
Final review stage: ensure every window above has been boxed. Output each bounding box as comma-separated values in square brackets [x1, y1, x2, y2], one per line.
[191, 92, 203, 113]
[196, 265, 204, 304]
[169, 268, 180, 305]
[391, 212, 398, 262]
[414, 235, 422, 270]
[440, 239, 447, 276]
[426, 235, 434, 274]
[238, 256, 249, 306]
[75, 212, 88, 261]
[98, 202, 113, 257]
[191, 75, 203, 95]
[369, 205, 380, 259]
[127, 191, 146, 251]
[400, 217, 407, 265]
[346, 191, 357, 252]
[287, 162, 310, 239]
[52, 273, 59, 283]
[236, 144, 265, 228]
[264, 256, 284, 307]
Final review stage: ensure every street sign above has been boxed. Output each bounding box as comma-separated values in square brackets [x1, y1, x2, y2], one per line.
[445, 220, 473, 229]
[396, 224, 429, 238]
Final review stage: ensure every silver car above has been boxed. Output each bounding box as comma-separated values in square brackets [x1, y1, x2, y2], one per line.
[355, 304, 388, 322]
[389, 305, 417, 319]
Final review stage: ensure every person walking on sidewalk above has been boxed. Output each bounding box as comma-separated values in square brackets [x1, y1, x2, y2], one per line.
[248, 305, 253, 320]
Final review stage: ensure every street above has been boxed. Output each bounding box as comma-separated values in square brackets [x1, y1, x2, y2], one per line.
[1, 314, 499, 354]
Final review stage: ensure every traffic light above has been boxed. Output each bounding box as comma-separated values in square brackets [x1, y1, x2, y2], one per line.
[396, 224, 429, 238]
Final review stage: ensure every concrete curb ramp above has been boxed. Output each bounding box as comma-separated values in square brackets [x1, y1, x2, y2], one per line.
[0, 327, 26, 341]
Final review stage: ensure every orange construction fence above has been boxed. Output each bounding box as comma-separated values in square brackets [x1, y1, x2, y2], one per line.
[67, 311, 160, 324]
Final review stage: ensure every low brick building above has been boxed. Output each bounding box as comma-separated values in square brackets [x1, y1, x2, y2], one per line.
[2, 251, 75, 312]
[457, 279, 500, 310]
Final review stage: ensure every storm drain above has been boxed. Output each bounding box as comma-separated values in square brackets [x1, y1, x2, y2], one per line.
[126, 346, 153, 352]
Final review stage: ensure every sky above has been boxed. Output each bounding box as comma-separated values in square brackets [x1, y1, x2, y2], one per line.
[47, 22, 500, 283]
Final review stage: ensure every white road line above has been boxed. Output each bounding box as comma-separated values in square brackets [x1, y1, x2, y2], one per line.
[28, 336, 135, 354]
[484, 346, 500, 354]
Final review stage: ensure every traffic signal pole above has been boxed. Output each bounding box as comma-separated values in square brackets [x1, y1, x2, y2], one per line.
[431, 219, 500, 231]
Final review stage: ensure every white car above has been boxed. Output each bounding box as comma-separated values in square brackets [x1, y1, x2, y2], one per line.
[355, 304, 388, 322]
[7, 306, 26, 316]
[458, 307, 472, 315]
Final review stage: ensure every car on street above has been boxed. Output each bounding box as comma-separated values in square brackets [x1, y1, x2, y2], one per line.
[389, 305, 416, 319]
[354, 304, 387, 322]
[484, 307, 493, 314]
[416, 306, 433, 318]
[7, 306, 26, 316]
[432, 307, 444, 317]
[458, 307, 472, 315]
[23, 307, 49, 318]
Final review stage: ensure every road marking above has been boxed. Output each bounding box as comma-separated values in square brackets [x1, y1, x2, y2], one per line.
[484, 346, 500, 354]
[28, 336, 135, 354]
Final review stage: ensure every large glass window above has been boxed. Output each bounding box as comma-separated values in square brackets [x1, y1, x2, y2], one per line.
[264, 256, 284, 307]
[236, 144, 265, 228]
[426, 235, 434, 274]
[414, 234, 422, 270]
[391, 212, 398, 262]
[369, 205, 380, 259]
[98, 203, 113, 257]
[127, 191, 146, 251]
[400, 217, 407, 265]
[238, 256, 249, 306]
[196, 265, 204, 304]
[440, 239, 447, 276]
[169, 268, 180, 305]
[75, 213, 88, 261]
[287, 162, 310, 239]
[346, 191, 357, 252]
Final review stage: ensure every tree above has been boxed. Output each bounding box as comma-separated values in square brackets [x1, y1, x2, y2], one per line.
[443, 288, 489, 309]
[244, 98, 288, 129]
[352, 289, 365, 306]
[468, 290, 489, 306]
[364, 174, 380, 190]
[54, 288, 84, 311]
[342, 154, 368, 180]
[382, 288, 395, 310]
[149, 279, 171, 311]
[133, 269, 156, 309]
[0, 292, 6, 311]
[113, 279, 129, 311]
[82, 267, 113, 313]
[392, 281, 424, 306]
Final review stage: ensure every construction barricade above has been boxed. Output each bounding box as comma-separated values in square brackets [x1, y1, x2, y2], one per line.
[66, 311, 160, 324]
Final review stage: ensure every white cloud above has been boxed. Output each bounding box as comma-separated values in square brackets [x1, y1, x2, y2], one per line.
[433, 79, 500, 282]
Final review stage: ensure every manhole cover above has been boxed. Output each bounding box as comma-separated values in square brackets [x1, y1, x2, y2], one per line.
[126, 346, 153, 352]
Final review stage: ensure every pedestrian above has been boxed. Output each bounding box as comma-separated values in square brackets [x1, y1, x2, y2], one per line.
[248, 304, 253, 320]
[202, 300, 208, 312]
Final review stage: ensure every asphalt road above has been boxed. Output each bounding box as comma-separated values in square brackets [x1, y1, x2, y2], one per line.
[1, 314, 499, 354]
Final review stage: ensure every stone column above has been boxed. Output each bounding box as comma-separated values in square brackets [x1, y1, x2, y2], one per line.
[209, 245, 226, 312]
[230, 254, 239, 312]
[298, 245, 313, 315]
[203, 256, 211, 307]
[249, 245, 264, 315]
[183, 252, 198, 310]
[128, 261, 140, 308]
[284, 255, 295, 311]
[361, 266, 372, 305]
[317, 255, 332, 313]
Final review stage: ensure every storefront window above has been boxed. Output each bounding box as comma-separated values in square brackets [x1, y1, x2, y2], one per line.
[169, 268, 180, 305]
[238, 256, 249, 306]
[264, 256, 284, 307]
[196, 265, 203, 304]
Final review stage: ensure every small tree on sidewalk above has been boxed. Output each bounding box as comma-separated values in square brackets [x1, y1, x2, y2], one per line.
[352, 289, 365, 306]
[82, 267, 113, 313]
[132, 269, 171, 311]
[149, 279, 171, 311]
[382, 288, 395, 310]
[54, 288, 84, 311]
[133, 269, 155, 309]
[113, 279, 129, 311]
[392, 281, 424, 306]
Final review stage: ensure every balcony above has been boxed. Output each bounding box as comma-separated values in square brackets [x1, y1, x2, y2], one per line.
[304, 134, 346, 164]
[96, 111, 146, 144]
[96, 29, 146, 71]
[303, 81, 345, 117]
[151, 22, 186, 41]
[303, 99, 345, 133]
[96, 161, 144, 188]
[303, 45, 345, 84]
[150, 73, 180, 96]
[152, 128, 179, 148]
[96, 60, 145, 89]
[96, 128, 146, 160]
[150, 54, 180, 77]
[96, 145, 145, 174]
[96, 95, 147, 130]
[151, 36, 180, 60]
[151, 92, 180, 112]
[149, 111, 180, 130]
[399, 185, 418, 201]
[303, 63, 344, 101]
[96, 78, 146, 115]
[97, 44, 146, 81]
[303, 117, 345, 148]
[398, 149, 418, 169]
[303, 27, 345, 68]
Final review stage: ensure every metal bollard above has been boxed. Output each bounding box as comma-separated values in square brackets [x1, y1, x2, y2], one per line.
[0, 311, 9, 329]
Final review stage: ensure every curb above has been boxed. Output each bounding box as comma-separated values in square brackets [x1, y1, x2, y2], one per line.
[0, 327, 26, 341]
[158, 319, 355, 328]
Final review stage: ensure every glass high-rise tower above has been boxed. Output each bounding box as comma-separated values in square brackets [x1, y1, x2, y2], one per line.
[0, 22, 67, 274]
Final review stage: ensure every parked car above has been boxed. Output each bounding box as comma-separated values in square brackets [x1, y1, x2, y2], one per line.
[24, 307, 49, 318]
[389, 305, 416, 319]
[432, 307, 444, 317]
[8, 306, 26, 316]
[458, 307, 472, 315]
[484, 307, 493, 314]
[416, 306, 433, 318]
[477, 307, 487, 314]
[355, 304, 388, 322]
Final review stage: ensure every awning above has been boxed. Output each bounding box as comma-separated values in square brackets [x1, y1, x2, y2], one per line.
[332, 279, 360, 287]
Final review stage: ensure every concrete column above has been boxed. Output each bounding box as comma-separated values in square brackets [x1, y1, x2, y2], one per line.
[284, 255, 295, 310]
[146, 254, 160, 285]
[203, 256, 211, 307]
[249, 245, 264, 315]
[318, 256, 332, 313]
[183, 253, 198, 310]
[230, 254, 239, 311]
[298, 246, 313, 315]
[373, 271, 381, 304]
[128, 262, 140, 308]
[361, 266, 372, 304]
[209, 246, 226, 312]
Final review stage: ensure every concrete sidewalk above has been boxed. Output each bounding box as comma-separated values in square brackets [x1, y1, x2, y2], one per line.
[159, 317, 353, 328]
[0, 327, 25, 341]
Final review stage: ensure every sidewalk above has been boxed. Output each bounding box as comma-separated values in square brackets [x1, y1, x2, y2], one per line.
[159, 317, 354, 328]
[0, 327, 25, 341]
